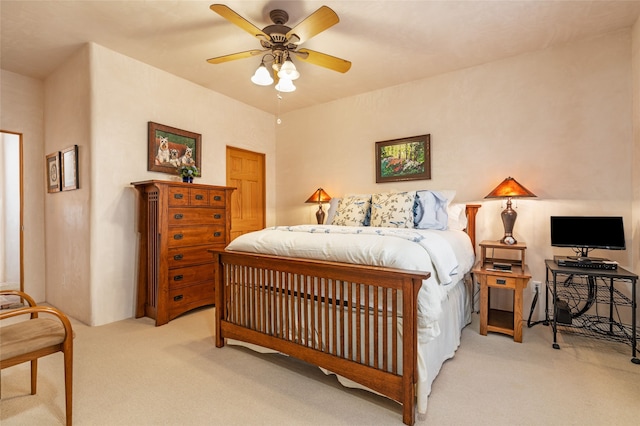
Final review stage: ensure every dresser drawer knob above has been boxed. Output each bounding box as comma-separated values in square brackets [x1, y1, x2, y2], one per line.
[214, 195, 222, 201]
[173, 254, 183, 261]
[496, 279, 506, 285]
[174, 193, 184, 199]
[173, 275, 183, 281]
[174, 213, 183, 220]
[173, 295, 184, 301]
[214, 232, 222, 237]
[195, 194, 204, 200]
[214, 214, 221, 219]
[173, 234, 183, 240]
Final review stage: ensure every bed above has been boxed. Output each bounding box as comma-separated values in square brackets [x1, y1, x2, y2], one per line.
[211, 190, 480, 425]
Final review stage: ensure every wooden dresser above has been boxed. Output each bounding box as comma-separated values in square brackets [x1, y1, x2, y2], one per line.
[132, 180, 234, 326]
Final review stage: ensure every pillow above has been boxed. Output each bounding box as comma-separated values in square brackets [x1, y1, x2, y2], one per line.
[370, 191, 416, 228]
[325, 197, 340, 224]
[331, 195, 371, 226]
[430, 189, 456, 207]
[414, 190, 449, 230]
[447, 203, 468, 231]
[343, 193, 373, 226]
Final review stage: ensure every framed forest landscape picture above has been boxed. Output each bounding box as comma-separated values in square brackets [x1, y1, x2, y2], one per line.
[148, 122, 201, 176]
[375, 134, 431, 183]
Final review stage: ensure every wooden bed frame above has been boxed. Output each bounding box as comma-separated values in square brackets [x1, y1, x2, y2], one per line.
[212, 204, 480, 425]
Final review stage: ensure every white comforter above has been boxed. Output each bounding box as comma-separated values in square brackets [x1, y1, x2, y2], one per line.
[226, 224, 475, 342]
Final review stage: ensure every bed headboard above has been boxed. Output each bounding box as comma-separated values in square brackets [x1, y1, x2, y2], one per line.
[465, 204, 481, 255]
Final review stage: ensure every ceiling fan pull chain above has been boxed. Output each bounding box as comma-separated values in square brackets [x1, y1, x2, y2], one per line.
[276, 93, 282, 125]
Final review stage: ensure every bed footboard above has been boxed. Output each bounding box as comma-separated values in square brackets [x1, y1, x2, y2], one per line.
[212, 251, 429, 425]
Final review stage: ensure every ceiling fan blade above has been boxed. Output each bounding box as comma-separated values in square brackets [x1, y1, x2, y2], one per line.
[210, 4, 269, 40]
[207, 50, 266, 64]
[295, 49, 351, 73]
[286, 6, 339, 45]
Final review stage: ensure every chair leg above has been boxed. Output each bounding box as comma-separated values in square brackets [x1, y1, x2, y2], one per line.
[30, 359, 37, 395]
[64, 347, 73, 426]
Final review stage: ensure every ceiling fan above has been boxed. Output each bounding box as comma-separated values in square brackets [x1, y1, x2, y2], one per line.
[207, 4, 351, 92]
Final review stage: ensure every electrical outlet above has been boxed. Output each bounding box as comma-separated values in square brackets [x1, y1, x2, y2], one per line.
[532, 280, 541, 293]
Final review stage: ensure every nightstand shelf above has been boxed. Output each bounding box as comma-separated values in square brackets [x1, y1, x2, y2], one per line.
[486, 308, 515, 335]
[478, 239, 527, 267]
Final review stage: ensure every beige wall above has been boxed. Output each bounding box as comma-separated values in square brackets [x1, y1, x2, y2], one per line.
[2, 27, 637, 326]
[85, 43, 276, 325]
[276, 30, 636, 318]
[0, 70, 46, 302]
[5, 42, 276, 326]
[44, 45, 92, 322]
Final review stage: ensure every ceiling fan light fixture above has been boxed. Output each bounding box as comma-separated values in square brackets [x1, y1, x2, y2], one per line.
[251, 63, 273, 86]
[209, 5, 351, 95]
[275, 77, 296, 92]
[272, 54, 283, 72]
[278, 57, 300, 80]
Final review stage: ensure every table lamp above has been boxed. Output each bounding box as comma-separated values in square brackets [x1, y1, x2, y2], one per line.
[305, 188, 332, 224]
[485, 177, 536, 245]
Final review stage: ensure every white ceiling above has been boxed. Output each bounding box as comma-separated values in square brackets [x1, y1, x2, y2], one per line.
[2, 1, 640, 114]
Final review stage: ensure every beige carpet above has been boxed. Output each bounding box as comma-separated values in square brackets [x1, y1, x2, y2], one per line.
[1, 307, 639, 425]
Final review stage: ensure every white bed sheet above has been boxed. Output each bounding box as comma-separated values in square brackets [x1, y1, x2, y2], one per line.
[227, 225, 474, 341]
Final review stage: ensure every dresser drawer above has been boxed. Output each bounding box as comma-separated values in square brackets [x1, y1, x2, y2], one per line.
[486, 275, 516, 289]
[168, 263, 215, 288]
[168, 281, 215, 320]
[168, 187, 191, 206]
[168, 208, 225, 226]
[169, 187, 210, 206]
[168, 246, 216, 268]
[209, 189, 226, 208]
[168, 226, 226, 247]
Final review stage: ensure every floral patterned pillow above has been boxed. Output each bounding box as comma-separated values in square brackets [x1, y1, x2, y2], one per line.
[370, 191, 416, 228]
[331, 195, 371, 226]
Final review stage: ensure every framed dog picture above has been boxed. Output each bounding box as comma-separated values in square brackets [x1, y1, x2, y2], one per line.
[148, 122, 201, 176]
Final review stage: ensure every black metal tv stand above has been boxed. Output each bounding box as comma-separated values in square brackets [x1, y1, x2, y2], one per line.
[544, 259, 638, 364]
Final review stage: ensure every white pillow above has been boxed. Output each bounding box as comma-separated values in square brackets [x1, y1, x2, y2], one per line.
[436, 190, 456, 207]
[414, 190, 449, 230]
[325, 198, 340, 224]
[447, 203, 468, 231]
[331, 195, 371, 226]
[370, 191, 416, 228]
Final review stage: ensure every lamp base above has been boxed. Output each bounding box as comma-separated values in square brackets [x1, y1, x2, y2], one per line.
[499, 235, 517, 245]
[316, 205, 325, 224]
[500, 198, 517, 245]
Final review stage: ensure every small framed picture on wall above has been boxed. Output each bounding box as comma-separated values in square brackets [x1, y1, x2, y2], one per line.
[61, 145, 79, 191]
[46, 151, 61, 193]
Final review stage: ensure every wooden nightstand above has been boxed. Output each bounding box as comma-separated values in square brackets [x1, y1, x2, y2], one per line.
[473, 240, 531, 343]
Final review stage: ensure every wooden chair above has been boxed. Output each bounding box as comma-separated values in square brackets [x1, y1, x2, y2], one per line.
[0, 290, 74, 426]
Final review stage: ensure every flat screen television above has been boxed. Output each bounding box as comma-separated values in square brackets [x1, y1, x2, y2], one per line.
[550, 216, 625, 258]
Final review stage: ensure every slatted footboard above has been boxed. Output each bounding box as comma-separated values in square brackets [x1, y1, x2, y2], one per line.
[212, 251, 429, 425]
[211, 204, 481, 425]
